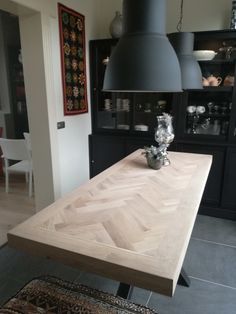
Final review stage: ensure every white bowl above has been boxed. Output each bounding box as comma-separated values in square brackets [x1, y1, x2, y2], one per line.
[193, 50, 217, 61]
[117, 124, 129, 130]
[134, 124, 149, 131]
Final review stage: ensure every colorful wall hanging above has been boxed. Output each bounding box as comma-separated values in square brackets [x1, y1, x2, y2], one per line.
[58, 3, 88, 115]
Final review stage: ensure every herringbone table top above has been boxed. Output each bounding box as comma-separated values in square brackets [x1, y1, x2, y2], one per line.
[8, 150, 212, 296]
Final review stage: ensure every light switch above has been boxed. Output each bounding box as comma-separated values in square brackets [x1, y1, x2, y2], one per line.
[57, 121, 65, 129]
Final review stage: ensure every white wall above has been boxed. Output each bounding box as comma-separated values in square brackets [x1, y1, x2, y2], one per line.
[166, 0, 232, 33]
[97, 0, 122, 38]
[98, 0, 233, 35]
[48, 0, 101, 196]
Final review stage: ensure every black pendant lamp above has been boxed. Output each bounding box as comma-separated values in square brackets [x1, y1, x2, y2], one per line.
[168, 0, 202, 90]
[103, 0, 182, 92]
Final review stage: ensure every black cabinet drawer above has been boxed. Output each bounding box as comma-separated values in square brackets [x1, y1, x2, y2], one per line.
[177, 144, 225, 207]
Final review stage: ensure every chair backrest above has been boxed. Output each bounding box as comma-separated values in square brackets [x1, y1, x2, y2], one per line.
[0, 138, 30, 161]
[23, 132, 31, 153]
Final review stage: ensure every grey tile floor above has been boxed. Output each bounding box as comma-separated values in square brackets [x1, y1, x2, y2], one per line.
[0, 215, 236, 313]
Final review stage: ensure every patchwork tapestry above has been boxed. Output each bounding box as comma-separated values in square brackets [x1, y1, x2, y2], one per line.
[58, 3, 88, 115]
[0, 276, 158, 314]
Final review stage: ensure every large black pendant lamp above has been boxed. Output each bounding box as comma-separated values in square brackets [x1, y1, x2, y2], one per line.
[103, 0, 182, 92]
[168, 0, 202, 90]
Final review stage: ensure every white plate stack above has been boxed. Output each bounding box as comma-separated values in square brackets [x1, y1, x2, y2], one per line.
[134, 124, 149, 131]
[104, 99, 112, 111]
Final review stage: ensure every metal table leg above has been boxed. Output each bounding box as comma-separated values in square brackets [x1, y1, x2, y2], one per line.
[116, 283, 134, 299]
[117, 267, 190, 300]
[178, 268, 191, 287]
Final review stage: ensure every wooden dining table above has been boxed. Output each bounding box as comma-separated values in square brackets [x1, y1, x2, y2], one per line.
[8, 149, 212, 297]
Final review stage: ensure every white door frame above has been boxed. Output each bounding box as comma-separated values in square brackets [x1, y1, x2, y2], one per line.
[0, 1, 61, 210]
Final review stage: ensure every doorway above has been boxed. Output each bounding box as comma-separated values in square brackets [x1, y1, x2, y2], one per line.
[0, 0, 60, 247]
[0, 8, 33, 247]
[0, 9, 29, 139]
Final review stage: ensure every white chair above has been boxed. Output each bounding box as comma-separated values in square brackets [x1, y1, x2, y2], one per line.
[0, 138, 33, 197]
[23, 132, 31, 155]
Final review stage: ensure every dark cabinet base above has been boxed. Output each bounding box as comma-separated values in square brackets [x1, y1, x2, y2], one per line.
[89, 134, 236, 220]
[89, 134, 177, 178]
[199, 205, 236, 221]
[89, 134, 126, 177]
[221, 148, 236, 211]
[177, 143, 225, 207]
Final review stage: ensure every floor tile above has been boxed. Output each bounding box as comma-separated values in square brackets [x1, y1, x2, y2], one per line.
[0, 246, 20, 274]
[1, 214, 236, 313]
[148, 278, 236, 314]
[76, 271, 119, 294]
[0, 277, 24, 306]
[192, 215, 236, 247]
[183, 238, 236, 288]
[129, 286, 151, 305]
[0, 246, 81, 283]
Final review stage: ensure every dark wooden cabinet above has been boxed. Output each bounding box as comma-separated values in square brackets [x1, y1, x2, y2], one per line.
[221, 148, 236, 211]
[8, 48, 29, 139]
[89, 31, 236, 220]
[89, 134, 126, 177]
[177, 143, 225, 206]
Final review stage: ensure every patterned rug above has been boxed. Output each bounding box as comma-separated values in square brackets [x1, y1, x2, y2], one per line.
[0, 276, 158, 313]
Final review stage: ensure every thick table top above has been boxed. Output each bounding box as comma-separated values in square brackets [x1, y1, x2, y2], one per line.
[8, 150, 212, 296]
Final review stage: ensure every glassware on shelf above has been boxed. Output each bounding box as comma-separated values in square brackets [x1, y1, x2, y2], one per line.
[213, 105, 220, 114]
[207, 102, 214, 115]
[213, 119, 221, 135]
[158, 100, 167, 111]
[201, 118, 211, 131]
[221, 103, 228, 115]
[186, 105, 208, 134]
[191, 115, 200, 134]
[196, 106, 206, 115]
[135, 103, 143, 112]
[221, 120, 229, 135]
[154, 100, 167, 114]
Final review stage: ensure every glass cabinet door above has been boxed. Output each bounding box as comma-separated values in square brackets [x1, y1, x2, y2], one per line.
[97, 93, 132, 131]
[183, 31, 236, 141]
[133, 93, 173, 134]
[185, 89, 232, 138]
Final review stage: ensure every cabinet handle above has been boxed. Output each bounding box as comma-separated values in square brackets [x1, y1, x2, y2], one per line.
[234, 128, 236, 137]
[91, 160, 95, 164]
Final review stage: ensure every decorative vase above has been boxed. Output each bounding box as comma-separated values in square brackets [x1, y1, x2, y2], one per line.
[154, 113, 175, 166]
[230, 0, 236, 29]
[146, 154, 163, 170]
[109, 11, 123, 38]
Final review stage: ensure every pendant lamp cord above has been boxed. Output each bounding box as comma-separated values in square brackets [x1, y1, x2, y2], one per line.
[176, 0, 184, 32]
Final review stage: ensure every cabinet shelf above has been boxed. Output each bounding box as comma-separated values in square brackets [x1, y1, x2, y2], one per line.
[187, 113, 230, 119]
[189, 86, 233, 92]
[198, 59, 235, 65]
[183, 133, 227, 140]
